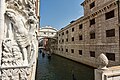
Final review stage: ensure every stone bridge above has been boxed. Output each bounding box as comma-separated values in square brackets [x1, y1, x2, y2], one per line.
[37, 26, 57, 50]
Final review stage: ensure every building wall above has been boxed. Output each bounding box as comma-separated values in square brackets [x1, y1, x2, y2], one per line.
[55, 0, 120, 67]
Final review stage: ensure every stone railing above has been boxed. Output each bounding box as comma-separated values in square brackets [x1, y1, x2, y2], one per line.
[95, 53, 120, 80]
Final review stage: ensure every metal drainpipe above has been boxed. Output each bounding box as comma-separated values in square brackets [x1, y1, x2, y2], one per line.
[0, 0, 5, 67]
[116, 0, 120, 23]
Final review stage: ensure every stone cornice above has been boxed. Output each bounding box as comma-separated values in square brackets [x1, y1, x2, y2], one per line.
[58, 1, 117, 33]
[89, 1, 116, 18]
[81, 0, 95, 6]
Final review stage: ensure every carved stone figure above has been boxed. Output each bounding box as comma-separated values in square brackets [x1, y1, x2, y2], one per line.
[97, 53, 109, 70]
[0, 0, 39, 79]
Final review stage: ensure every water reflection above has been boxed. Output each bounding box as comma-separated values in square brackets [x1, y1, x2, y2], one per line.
[36, 51, 94, 80]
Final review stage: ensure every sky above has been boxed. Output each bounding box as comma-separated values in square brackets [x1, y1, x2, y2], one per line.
[40, 0, 84, 30]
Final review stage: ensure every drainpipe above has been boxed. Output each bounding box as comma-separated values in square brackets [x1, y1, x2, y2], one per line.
[116, 0, 120, 23]
[0, 0, 5, 67]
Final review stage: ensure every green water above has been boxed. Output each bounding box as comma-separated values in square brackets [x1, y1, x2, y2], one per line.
[36, 52, 94, 80]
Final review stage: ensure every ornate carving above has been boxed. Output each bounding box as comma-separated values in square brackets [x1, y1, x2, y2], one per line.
[2, 68, 30, 80]
[97, 53, 109, 70]
[1, 0, 39, 79]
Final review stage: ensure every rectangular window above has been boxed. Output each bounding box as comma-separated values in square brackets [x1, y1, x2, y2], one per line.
[72, 28, 74, 32]
[66, 49, 68, 52]
[79, 24, 83, 29]
[66, 30, 69, 34]
[71, 49, 74, 53]
[90, 2, 95, 9]
[79, 35, 83, 40]
[90, 51, 95, 57]
[51, 33, 54, 35]
[90, 18, 95, 26]
[62, 32, 64, 35]
[90, 32, 95, 39]
[59, 34, 60, 36]
[62, 48, 63, 51]
[62, 39, 64, 43]
[72, 37, 74, 41]
[106, 53, 115, 61]
[44, 32, 46, 34]
[79, 50, 82, 55]
[66, 38, 68, 42]
[105, 10, 114, 20]
[106, 29, 115, 37]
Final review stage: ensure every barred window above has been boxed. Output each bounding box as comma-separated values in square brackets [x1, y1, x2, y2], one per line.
[106, 29, 115, 37]
[62, 39, 64, 43]
[71, 49, 74, 53]
[79, 24, 83, 29]
[90, 51, 95, 57]
[79, 50, 82, 55]
[90, 18, 95, 26]
[79, 35, 83, 40]
[66, 38, 68, 42]
[105, 10, 114, 20]
[106, 53, 115, 61]
[66, 49, 68, 52]
[90, 32, 95, 39]
[72, 28, 74, 32]
[66, 30, 69, 34]
[90, 2, 95, 9]
[62, 32, 64, 35]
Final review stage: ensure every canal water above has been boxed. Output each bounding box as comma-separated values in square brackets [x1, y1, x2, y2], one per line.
[36, 51, 94, 80]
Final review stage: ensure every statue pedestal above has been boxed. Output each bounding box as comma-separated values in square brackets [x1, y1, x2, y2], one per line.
[95, 66, 120, 80]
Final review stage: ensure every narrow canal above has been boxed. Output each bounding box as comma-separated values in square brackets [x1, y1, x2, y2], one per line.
[36, 51, 94, 80]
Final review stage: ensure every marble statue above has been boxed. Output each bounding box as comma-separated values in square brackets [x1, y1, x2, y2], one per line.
[97, 53, 109, 70]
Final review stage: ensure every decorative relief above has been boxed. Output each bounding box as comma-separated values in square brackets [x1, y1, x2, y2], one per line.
[1, 0, 39, 79]
[2, 68, 30, 80]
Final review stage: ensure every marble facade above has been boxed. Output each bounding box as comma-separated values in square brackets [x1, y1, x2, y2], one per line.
[0, 0, 40, 80]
